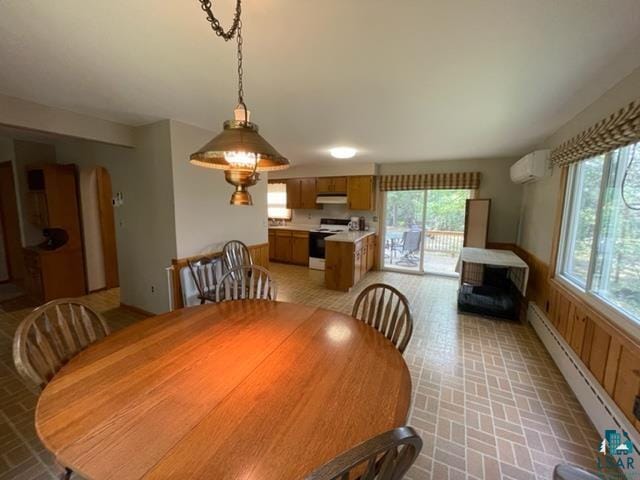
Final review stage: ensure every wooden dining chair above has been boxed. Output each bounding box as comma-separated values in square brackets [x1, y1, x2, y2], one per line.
[187, 256, 222, 304]
[13, 298, 111, 480]
[222, 240, 253, 277]
[216, 265, 276, 302]
[13, 298, 111, 391]
[553, 464, 601, 480]
[351, 283, 413, 354]
[305, 427, 422, 480]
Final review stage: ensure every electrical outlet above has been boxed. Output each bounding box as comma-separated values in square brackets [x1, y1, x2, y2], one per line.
[151, 285, 155, 293]
[633, 395, 640, 421]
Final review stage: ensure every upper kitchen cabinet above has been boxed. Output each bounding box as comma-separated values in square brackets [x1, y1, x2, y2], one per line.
[347, 176, 376, 211]
[316, 176, 347, 194]
[286, 178, 320, 209]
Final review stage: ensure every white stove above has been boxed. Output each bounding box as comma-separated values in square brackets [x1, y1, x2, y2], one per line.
[308, 218, 351, 270]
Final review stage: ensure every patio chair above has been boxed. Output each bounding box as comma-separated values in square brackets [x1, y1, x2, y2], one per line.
[395, 230, 422, 267]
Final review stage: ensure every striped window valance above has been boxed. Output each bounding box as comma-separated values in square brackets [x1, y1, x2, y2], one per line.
[379, 172, 481, 191]
[551, 98, 640, 167]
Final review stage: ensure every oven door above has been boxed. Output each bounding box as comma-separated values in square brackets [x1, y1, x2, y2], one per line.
[309, 232, 328, 259]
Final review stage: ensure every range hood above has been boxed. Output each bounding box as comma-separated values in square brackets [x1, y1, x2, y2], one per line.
[316, 195, 348, 205]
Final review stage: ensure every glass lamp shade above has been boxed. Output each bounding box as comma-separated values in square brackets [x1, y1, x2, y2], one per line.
[190, 120, 289, 172]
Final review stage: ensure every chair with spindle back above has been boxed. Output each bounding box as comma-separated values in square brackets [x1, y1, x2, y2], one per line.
[351, 283, 413, 354]
[305, 427, 422, 480]
[216, 265, 276, 302]
[553, 464, 602, 479]
[187, 256, 222, 304]
[222, 240, 253, 279]
[12, 298, 111, 480]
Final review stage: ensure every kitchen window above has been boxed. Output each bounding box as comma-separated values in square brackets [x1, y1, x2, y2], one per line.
[267, 182, 291, 220]
[558, 140, 640, 324]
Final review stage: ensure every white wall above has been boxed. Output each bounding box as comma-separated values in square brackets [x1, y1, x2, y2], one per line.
[379, 157, 523, 244]
[519, 65, 640, 261]
[56, 121, 177, 314]
[169, 120, 268, 258]
[0, 94, 135, 147]
[269, 162, 377, 179]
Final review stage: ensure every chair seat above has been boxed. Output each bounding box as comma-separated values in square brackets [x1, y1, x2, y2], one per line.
[198, 292, 218, 303]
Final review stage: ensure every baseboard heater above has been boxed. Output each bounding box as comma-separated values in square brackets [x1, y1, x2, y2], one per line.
[527, 303, 639, 476]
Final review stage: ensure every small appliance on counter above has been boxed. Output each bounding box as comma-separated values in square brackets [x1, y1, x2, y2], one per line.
[349, 216, 359, 231]
[358, 216, 366, 231]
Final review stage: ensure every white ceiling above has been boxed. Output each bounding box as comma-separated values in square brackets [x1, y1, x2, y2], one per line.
[1, 0, 640, 165]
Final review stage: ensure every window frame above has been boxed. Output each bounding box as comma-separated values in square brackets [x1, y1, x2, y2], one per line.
[267, 182, 291, 220]
[557, 146, 640, 333]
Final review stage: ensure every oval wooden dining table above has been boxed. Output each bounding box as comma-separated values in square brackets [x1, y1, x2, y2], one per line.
[35, 300, 412, 480]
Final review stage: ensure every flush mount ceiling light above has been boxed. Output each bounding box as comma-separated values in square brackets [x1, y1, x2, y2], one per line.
[329, 147, 357, 159]
[190, 0, 289, 206]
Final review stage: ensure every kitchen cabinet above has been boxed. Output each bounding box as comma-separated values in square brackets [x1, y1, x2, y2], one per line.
[347, 176, 376, 211]
[23, 247, 86, 302]
[274, 230, 293, 263]
[316, 176, 347, 194]
[268, 230, 276, 260]
[22, 163, 86, 301]
[366, 234, 376, 270]
[325, 234, 377, 291]
[291, 232, 310, 266]
[270, 229, 310, 266]
[286, 178, 320, 210]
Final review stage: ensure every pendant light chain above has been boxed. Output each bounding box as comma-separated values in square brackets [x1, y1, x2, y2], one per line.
[237, 19, 245, 109]
[198, 0, 242, 41]
[198, 0, 247, 119]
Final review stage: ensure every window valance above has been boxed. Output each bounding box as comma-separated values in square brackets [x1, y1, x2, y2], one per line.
[379, 172, 481, 192]
[550, 98, 640, 167]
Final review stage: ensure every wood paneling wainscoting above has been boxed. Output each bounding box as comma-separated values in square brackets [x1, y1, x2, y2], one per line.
[169, 243, 269, 310]
[489, 242, 640, 433]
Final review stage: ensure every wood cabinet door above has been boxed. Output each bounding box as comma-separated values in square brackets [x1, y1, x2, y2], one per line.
[274, 232, 292, 262]
[300, 178, 318, 209]
[360, 244, 368, 276]
[316, 177, 333, 194]
[332, 177, 348, 193]
[353, 241, 362, 283]
[291, 232, 310, 266]
[367, 236, 375, 271]
[347, 176, 374, 211]
[268, 232, 276, 260]
[286, 179, 301, 209]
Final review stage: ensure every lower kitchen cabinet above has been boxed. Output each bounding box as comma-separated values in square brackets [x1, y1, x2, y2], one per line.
[291, 232, 309, 265]
[325, 234, 377, 291]
[269, 229, 309, 266]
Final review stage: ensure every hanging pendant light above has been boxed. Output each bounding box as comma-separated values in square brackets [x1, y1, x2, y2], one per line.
[190, 0, 289, 206]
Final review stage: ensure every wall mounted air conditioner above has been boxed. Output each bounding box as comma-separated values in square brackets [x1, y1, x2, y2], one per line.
[510, 150, 550, 184]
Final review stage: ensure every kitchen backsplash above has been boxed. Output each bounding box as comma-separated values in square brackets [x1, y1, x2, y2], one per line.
[283, 204, 378, 231]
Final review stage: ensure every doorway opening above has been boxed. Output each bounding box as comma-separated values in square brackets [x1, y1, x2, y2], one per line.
[382, 189, 471, 276]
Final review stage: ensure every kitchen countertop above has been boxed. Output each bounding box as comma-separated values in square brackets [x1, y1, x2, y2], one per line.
[325, 231, 376, 243]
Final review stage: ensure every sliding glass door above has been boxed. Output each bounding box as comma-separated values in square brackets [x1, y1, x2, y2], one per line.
[383, 190, 426, 272]
[383, 189, 471, 276]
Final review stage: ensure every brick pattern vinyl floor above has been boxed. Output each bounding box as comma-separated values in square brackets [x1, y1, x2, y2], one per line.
[0, 265, 609, 479]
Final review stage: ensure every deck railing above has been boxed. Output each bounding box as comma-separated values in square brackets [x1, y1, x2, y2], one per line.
[423, 230, 464, 255]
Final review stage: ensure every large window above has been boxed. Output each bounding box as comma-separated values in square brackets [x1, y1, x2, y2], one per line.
[267, 182, 291, 220]
[559, 140, 640, 323]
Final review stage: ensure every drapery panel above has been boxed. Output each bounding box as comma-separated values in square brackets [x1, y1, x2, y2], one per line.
[378, 172, 481, 191]
[550, 98, 640, 167]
